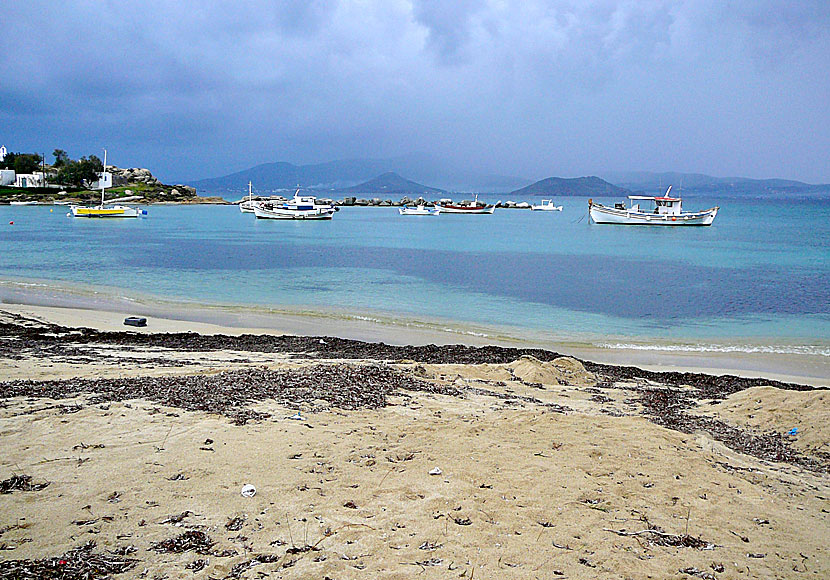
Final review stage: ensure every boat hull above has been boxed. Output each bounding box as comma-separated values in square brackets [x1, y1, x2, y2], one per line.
[71, 205, 142, 218]
[435, 205, 494, 214]
[589, 204, 718, 226]
[253, 206, 335, 220]
[399, 206, 438, 215]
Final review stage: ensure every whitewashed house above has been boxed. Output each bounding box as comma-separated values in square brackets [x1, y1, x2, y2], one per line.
[14, 172, 45, 188]
[90, 171, 113, 189]
[0, 169, 15, 186]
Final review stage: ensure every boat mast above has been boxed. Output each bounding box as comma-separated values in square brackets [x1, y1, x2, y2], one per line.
[101, 148, 107, 206]
[248, 181, 252, 202]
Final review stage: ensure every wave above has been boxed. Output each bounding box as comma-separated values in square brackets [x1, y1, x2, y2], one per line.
[597, 342, 830, 357]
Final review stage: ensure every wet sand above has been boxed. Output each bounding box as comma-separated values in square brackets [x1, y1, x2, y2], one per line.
[0, 307, 828, 579]
[2, 303, 827, 386]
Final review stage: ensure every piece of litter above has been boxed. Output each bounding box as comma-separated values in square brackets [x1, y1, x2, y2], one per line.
[288, 412, 304, 421]
[429, 467, 442, 476]
[788, 428, 798, 436]
[240, 484, 257, 497]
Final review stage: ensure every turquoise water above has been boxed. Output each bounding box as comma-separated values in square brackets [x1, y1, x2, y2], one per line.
[1, 196, 828, 354]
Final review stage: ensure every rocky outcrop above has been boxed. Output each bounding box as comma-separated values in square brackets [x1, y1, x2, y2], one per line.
[111, 166, 160, 185]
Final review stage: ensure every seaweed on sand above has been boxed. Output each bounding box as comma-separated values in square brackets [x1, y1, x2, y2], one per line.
[0, 474, 50, 494]
[0, 541, 137, 579]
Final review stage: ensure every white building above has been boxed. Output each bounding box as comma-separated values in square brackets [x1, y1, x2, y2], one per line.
[90, 171, 113, 189]
[0, 170, 14, 186]
[14, 172, 45, 188]
[0, 146, 6, 161]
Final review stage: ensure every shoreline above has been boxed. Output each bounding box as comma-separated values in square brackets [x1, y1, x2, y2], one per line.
[1, 303, 828, 578]
[2, 301, 828, 387]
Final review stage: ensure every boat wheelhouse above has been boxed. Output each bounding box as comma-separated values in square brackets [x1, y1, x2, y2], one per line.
[530, 199, 562, 211]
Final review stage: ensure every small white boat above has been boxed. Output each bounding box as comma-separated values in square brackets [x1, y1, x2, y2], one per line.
[588, 186, 718, 226]
[10, 200, 39, 206]
[399, 204, 439, 216]
[239, 181, 256, 213]
[435, 194, 494, 214]
[71, 149, 146, 219]
[253, 190, 337, 220]
[530, 199, 562, 211]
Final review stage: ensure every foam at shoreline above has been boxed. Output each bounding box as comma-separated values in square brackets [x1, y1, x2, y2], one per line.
[1, 279, 828, 386]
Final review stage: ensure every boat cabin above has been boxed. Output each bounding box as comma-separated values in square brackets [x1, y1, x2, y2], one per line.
[627, 195, 683, 215]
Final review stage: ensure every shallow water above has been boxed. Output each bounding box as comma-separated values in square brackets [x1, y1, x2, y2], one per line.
[1, 196, 828, 357]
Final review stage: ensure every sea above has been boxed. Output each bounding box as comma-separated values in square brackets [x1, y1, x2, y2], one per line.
[1, 195, 828, 367]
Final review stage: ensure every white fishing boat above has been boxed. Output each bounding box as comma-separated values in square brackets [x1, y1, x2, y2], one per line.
[588, 186, 718, 226]
[399, 204, 439, 216]
[239, 181, 256, 213]
[9, 200, 39, 205]
[253, 190, 338, 220]
[70, 150, 146, 218]
[530, 199, 562, 211]
[435, 194, 494, 214]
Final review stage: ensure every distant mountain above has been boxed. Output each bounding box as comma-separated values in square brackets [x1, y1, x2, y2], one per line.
[602, 171, 830, 196]
[187, 154, 530, 194]
[509, 176, 629, 197]
[339, 172, 444, 195]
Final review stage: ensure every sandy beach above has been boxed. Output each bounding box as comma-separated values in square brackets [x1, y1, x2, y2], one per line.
[1, 306, 828, 579]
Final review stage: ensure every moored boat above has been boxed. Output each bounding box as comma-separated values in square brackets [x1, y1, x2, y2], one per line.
[399, 204, 439, 216]
[253, 190, 337, 220]
[239, 181, 257, 213]
[588, 187, 717, 226]
[530, 199, 562, 211]
[435, 195, 494, 214]
[70, 149, 146, 219]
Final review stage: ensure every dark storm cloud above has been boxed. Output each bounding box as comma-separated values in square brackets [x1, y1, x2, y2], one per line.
[1, 1, 828, 183]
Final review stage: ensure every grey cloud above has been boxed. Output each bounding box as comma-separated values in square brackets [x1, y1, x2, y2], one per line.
[0, 1, 828, 183]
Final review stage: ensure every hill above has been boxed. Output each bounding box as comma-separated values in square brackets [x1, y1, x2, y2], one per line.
[510, 176, 629, 197]
[602, 171, 830, 196]
[339, 172, 444, 195]
[187, 155, 529, 194]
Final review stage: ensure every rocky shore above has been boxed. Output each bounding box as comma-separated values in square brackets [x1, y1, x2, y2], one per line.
[1, 309, 827, 578]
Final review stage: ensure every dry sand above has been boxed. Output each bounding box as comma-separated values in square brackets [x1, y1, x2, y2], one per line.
[0, 308, 828, 579]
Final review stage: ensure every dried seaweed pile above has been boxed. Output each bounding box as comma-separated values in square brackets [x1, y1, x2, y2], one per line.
[151, 531, 214, 555]
[1, 313, 814, 397]
[0, 364, 456, 424]
[638, 387, 826, 472]
[0, 474, 50, 494]
[583, 361, 813, 398]
[0, 541, 137, 580]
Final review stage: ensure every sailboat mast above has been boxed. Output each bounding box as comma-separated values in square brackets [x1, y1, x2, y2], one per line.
[101, 148, 107, 206]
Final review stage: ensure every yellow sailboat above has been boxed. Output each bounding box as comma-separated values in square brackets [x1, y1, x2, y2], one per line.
[70, 149, 145, 218]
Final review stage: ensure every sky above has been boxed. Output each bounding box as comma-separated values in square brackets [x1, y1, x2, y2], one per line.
[1, 1, 829, 184]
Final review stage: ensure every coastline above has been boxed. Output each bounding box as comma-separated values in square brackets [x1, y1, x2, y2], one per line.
[2, 299, 828, 387]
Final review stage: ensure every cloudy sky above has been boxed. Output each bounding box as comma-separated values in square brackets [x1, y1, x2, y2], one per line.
[2, 1, 829, 183]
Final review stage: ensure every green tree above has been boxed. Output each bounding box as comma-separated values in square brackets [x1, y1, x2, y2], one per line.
[0, 152, 42, 173]
[52, 149, 69, 167]
[13, 153, 42, 174]
[0, 152, 15, 170]
[57, 155, 104, 188]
